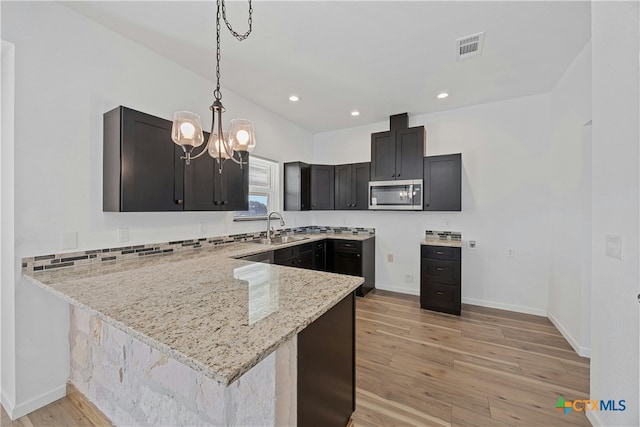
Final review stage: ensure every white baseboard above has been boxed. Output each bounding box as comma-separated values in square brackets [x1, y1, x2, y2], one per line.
[461, 297, 547, 317]
[1, 389, 15, 419]
[374, 283, 419, 296]
[5, 384, 66, 420]
[547, 311, 591, 358]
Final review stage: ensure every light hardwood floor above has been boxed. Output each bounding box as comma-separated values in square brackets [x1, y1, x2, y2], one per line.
[2, 290, 590, 426]
[352, 290, 590, 426]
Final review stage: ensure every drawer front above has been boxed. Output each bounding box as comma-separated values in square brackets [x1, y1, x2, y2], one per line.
[274, 242, 314, 263]
[274, 246, 296, 263]
[313, 241, 326, 252]
[421, 259, 460, 285]
[333, 240, 362, 253]
[420, 283, 461, 314]
[421, 245, 461, 261]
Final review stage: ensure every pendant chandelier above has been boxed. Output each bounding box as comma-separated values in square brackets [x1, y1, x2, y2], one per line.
[171, 0, 256, 172]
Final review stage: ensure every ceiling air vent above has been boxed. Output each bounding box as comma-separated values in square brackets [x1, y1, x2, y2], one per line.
[456, 32, 485, 61]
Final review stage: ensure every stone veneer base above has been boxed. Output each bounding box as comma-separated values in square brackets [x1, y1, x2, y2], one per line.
[70, 306, 297, 426]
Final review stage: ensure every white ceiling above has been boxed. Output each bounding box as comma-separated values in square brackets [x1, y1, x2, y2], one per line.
[63, 1, 591, 134]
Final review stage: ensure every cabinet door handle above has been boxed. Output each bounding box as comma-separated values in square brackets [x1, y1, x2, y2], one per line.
[175, 199, 184, 205]
[391, 174, 395, 178]
[357, 254, 361, 257]
[313, 204, 316, 207]
[213, 201, 220, 205]
[222, 201, 228, 205]
[397, 174, 401, 177]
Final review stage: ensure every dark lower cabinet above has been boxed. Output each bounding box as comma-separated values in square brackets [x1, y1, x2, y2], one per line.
[420, 245, 461, 315]
[313, 241, 326, 271]
[311, 165, 335, 210]
[328, 238, 376, 296]
[298, 292, 354, 427]
[335, 162, 370, 210]
[274, 242, 314, 270]
[104, 106, 185, 212]
[423, 154, 462, 211]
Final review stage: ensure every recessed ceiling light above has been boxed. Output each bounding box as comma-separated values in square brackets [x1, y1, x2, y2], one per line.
[289, 95, 300, 102]
[437, 92, 449, 99]
[351, 111, 360, 117]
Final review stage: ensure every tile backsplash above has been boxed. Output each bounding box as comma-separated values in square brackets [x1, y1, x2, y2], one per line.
[22, 225, 375, 273]
[425, 230, 462, 241]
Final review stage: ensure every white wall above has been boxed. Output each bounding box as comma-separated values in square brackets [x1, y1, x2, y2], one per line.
[590, 2, 639, 426]
[546, 42, 592, 357]
[0, 1, 313, 418]
[1, 39, 16, 415]
[313, 94, 552, 315]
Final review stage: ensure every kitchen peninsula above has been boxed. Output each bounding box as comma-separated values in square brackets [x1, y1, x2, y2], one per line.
[22, 233, 368, 426]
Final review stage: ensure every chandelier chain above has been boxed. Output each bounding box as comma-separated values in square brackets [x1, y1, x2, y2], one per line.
[221, 0, 253, 41]
[214, 0, 253, 101]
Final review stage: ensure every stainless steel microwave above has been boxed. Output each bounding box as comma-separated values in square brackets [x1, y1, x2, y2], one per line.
[368, 179, 423, 210]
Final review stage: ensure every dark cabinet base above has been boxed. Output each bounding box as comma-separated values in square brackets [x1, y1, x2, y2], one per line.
[298, 293, 355, 427]
[420, 245, 461, 315]
[329, 238, 376, 298]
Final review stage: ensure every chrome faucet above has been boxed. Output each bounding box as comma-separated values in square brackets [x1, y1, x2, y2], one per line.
[266, 211, 286, 243]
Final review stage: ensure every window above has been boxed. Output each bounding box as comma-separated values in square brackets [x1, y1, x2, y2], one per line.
[234, 156, 279, 220]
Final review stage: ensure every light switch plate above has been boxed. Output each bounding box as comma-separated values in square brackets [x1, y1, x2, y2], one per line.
[605, 234, 622, 260]
[467, 240, 476, 249]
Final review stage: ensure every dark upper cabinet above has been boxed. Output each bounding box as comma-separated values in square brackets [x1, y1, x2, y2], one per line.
[104, 106, 248, 212]
[423, 154, 462, 211]
[310, 165, 335, 210]
[104, 106, 185, 212]
[184, 147, 249, 211]
[335, 162, 370, 210]
[370, 126, 425, 181]
[284, 162, 310, 211]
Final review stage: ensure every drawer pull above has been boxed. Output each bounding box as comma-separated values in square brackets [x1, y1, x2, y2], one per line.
[436, 267, 446, 271]
[435, 291, 444, 295]
[436, 251, 445, 255]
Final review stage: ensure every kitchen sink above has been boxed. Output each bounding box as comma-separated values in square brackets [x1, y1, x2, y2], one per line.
[250, 236, 309, 245]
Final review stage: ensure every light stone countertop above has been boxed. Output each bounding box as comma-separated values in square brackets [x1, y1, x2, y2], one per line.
[23, 233, 370, 385]
[421, 238, 463, 248]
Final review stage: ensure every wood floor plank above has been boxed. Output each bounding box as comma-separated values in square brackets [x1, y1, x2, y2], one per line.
[354, 291, 591, 426]
[489, 397, 591, 426]
[451, 405, 512, 427]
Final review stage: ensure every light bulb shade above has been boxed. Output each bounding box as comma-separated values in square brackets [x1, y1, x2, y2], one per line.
[228, 119, 256, 153]
[207, 131, 230, 160]
[171, 111, 204, 151]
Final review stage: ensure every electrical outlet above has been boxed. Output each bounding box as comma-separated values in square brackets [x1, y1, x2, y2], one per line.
[467, 240, 476, 249]
[606, 234, 622, 260]
[118, 227, 129, 243]
[404, 274, 414, 283]
[507, 247, 515, 258]
[387, 254, 394, 263]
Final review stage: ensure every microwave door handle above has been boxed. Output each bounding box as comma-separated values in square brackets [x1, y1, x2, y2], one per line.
[409, 184, 414, 203]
